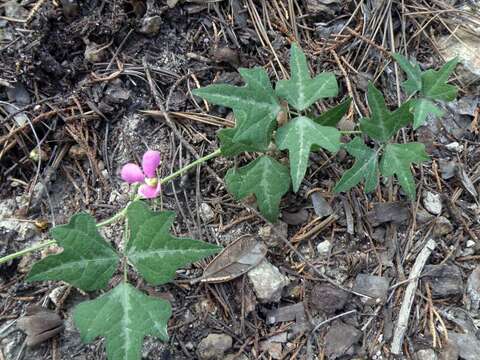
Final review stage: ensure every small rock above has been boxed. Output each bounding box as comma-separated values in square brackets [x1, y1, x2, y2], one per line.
[225, 355, 248, 360]
[445, 142, 464, 153]
[166, 0, 179, 8]
[423, 192, 442, 215]
[372, 227, 386, 242]
[352, 274, 389, 302]
[448, 331, 480, 360]
[139, 16, 162, 35]
[310, 283, 349, 314]
[247, 260, 290, 303]
[416, 208, 435, 224]
[6, 82, 30, 105]
[324, 321, 361, 359]
[199, 203, 215, 223]
[267, 303, 305, 324]
[316, 240, 331, 257]
[432, 216, 453, 237]
[105, 80, 130, 103]
[311, 192, 333, 218]
[258, 221, 288, 246]
[260, 341, 282, 359]
[451, 96, 479, 117]
[306, 0, 337, 15]
[197, 333, 232, 360]
[438, 159, 457, 180]
[439, 339, 460, 360]
[212, 47, 240, 68]
[423, 264, 463, 298]
[439, 29, 480, 84]
[466, 240, 476, 248]
[415, 349, 437, 360]
[466, 265, 480, 311]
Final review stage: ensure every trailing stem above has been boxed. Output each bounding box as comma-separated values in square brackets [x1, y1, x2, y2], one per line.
[0, 148, 222, 265]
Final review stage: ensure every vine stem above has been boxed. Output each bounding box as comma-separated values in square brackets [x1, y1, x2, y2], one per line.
[340, 130, 362, 134]
[0, 240, 56, 265]
[0, 148, 222, 265]
[159, 148, 221, 185]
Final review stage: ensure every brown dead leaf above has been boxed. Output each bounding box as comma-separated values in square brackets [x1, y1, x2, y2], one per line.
[16, 305, 64, 347]
[196, 235, 267, 283]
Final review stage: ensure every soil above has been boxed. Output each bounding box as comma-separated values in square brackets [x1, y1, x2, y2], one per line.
[1, 1, 480, 359]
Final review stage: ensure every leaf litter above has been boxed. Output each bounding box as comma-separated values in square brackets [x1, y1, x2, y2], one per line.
[1, 1, 480, 359]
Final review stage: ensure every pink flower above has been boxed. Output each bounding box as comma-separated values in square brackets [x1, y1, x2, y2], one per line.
[121, 150, 161, 199]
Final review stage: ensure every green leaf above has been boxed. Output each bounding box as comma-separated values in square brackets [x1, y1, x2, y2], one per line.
[217, 108, 275, 156]
[380, 143, 429, 199]
[27, 213, 119, 291]
[314, 98, 352, 127]
[218, 128, 265, 156]
[193, 68, 281, 151]
[74, 282, 171, 360]
[275, 43, 338, 111]
[360, 83, 412, 142]
[392, 53, 422, 95]
[126, 201, 221, 286]
[410, 98, 444, 129]
[334, 137, 379, 194]
[225, 156, 290, 222]
[276, 116, 341, 192]
[421, 58, 458, 101]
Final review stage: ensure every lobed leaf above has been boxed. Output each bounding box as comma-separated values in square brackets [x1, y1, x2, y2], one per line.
[225, 156, 290, 222]
[360, 83, 413, 142]
[276, 43, 338, 111]
[334, 137, 379, 194]
[193, 68, 281, 153]
[380, 143, 429, 199]
[74, 282, 171, 360]
[126, 201, 221, 286]
[27, 213, 119, 291]
[410, 98, 444, 129]
[218, 128, 265, 156]
[421, 58, 458, 101]
[217, 109, 275, 156]
[313, 97, 352, 127]
[276, 116, 341, 192]
[392, 53, 422, 95]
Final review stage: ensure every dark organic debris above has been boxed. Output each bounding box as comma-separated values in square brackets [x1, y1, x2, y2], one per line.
[422, 264, 464, 298]
[366, 202, 409, 226]
[282, 209, 309, 225]
[310, 283, 349, 314]
[266, 302, 306, 324]
[324, 321, 362, 359]
[352, 274, 389, 302]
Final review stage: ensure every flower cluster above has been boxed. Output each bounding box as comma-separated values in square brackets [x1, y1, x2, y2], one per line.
[121, 150, 161, 199]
